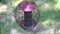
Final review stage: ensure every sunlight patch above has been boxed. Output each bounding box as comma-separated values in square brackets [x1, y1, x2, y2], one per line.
[10, 29, 21, 34]
[55, 3, 60, 10]
[11, 16, 15, 22]
[40, 28, 54, 34]
[0, 5, 7, 13]
[43, 3, 50, 9]
[12, 0, 23, 7]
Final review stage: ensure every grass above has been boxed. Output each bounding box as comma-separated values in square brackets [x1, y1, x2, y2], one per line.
[0, 0, 8, 4]
[0, 0, 60, 34]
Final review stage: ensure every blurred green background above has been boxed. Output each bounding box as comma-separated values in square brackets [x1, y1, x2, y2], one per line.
[0, 0, 60, 34]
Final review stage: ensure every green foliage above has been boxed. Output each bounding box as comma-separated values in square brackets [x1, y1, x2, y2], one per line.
[0, 0, 8, 4]
[0, 22, 4, 28]
[0, 0, 60, 34]
[5, 18, 12, 22]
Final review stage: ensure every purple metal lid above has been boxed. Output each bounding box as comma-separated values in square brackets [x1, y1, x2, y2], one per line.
[18, 1, 36, 12]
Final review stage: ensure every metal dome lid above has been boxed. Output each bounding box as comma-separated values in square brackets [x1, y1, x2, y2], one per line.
[17, 1, 36, 12]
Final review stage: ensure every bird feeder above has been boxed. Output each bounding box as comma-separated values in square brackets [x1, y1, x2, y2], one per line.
[14, 1, 38, 30]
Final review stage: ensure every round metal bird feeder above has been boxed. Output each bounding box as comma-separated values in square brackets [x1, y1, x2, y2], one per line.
[14, 1, 40, 30]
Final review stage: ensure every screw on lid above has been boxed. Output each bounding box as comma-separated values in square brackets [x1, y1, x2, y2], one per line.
[17, 1, 36, 11]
